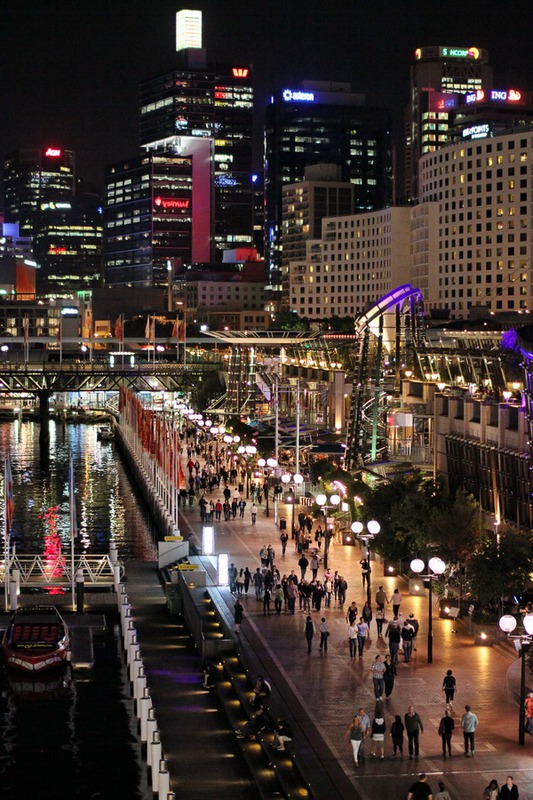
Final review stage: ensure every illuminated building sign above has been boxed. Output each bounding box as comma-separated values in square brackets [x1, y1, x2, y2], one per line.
[465, 88, 523, 104]
[428, 92, 458, 112]
[232, 68, 249, 78]
[44, 147, 62, 157]
[282, 89, 315, 103]
[154, 196, 190, 210]
[462, 123, 491, 140]
[441, 46, 480, 59]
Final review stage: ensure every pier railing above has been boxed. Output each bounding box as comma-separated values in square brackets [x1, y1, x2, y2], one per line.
[1, 554, 122, 587]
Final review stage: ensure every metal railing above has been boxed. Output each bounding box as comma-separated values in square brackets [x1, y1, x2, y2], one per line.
[1, 554, 122, 587]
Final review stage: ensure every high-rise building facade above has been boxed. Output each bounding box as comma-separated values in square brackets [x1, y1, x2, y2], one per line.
[104, 153, 193, 288]
[403, 45, 493, 201]
[138, 10, 254, 264]
[3, 148, 75, 237]
[264, 82, 392, 302]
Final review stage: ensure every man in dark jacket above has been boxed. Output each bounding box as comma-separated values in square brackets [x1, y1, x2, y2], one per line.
[405, 705, 424, 760]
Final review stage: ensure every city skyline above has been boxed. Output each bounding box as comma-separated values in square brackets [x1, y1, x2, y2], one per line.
[2, 0, 531, 190]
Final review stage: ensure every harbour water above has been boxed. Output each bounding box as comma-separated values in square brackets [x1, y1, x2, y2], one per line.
[0, 419, 156, 799]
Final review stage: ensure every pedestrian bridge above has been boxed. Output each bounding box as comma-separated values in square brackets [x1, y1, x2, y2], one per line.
[1, 554, 122, 588]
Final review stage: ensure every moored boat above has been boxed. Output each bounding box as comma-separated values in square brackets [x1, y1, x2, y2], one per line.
[97, 424, 114, 441]
[2, 606, 71, 673]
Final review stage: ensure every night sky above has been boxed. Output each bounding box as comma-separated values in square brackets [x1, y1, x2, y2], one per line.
[1, 0, 532, 194]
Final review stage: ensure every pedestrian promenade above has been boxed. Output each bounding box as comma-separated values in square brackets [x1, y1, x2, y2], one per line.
[177, 486, 533, 800]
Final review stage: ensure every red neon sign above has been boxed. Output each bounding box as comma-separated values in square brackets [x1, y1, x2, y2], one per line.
[44, 147, 62, 157]
[154, 196, 190, 210]
[232, 68, 249, 78]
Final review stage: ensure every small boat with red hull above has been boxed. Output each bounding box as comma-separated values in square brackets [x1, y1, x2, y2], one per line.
[2, 606, 71, 673]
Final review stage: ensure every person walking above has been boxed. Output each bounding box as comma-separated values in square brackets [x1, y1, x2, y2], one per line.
[298, 554, 309, 580]
[228, 562, 238, 594]
[442, 670, 457, 707]
[524, 691, 533, 735]
[344, 715, 364, 768]
[386, 618, 401, 664]
[408, 613, 419, 650]
[438, 708, 454, 758]
[360, 557, 371, 588]
[356, 707, 371, 764]
[362, 601, 373, 627]
[383, 654, 396, 698]
[391, 588, 402, 618]
[319, 617, 329, 652]
[401, 619, 415, 662]
[391, 714, 404, 758]
[484, 779, 500, 800]
[371, 654, 386, 700]
[251, 502, 257, 524]
[280, 530, 289, 556]
[376, 605, 385, 637]
[500, 776, 519, 799]
[263, 586, 271, 615]
[234, 598, 244, 634]
[375, 585, 387, 610]
[310, 554, 320, 580]
[461, 704, 478, 757]
[286, 580, 298, 614]
[405, 705, 424, 760]
[304, 615, 315, 654]
[356, 617, 370, 658]
[236, 569, 245, 594]
[407, 773, 433, 800]
[253, 568, 264, 600]
[434, 782, 451, 800]
[370, 712, 386, 758]
[243, 567, 251, 594]
[274, 585, 284, 615]
[348, 620, 358, 659]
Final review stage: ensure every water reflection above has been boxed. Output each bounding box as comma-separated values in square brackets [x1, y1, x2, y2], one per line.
[1, 420, 158, 562]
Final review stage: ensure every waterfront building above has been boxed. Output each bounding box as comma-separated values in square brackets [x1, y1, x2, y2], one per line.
[403, 45, 492, 201]
[448, 87, 533, 143]
[264, 82, 392, 304]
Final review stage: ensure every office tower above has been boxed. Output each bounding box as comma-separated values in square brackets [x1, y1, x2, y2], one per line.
[264, 82, 392, 302]
[3, 148, 75, 237]
[0, 222, 35, 295]
[138, 11, 254, 264]
[449, 87, 533, 143]
[403, 45, 493, 201]
[33, 192, 103, 295]
[104, 153, 193, 288]
[282, 164, 355, 299]
[418, 129, 533, 317]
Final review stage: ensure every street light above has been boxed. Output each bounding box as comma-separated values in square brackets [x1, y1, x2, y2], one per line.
[316, 493, 342, 569]
[499, 612, 533, 745]
[351, 520, 381, 606]
[410, 556, 447, 664]
[281, 472, 303, 538]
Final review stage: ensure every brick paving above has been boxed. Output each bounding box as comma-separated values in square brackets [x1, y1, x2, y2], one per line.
[178, 489, 533, 800]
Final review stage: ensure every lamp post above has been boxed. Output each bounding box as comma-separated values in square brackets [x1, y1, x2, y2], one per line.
[257, 457, 278, 517]
[499, 612, 533, 745]
[315, 493, 342, 569]
[410, 556, 447, 664]
[281, 472, 303, 538]
[351, 520, 380, 606]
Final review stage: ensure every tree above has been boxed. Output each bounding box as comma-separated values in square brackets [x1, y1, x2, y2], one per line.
[467, 528, 533, 617]
[272, 310, 308, 331]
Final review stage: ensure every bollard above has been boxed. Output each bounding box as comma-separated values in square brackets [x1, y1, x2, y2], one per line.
[120, 603, 131, 627]
[134, 667, 147, 703]
[126, 636, 138, 668]
[139, 690, 152, 737]
[113, 564, 121, 589]
[157, 760, 170, 798]
[129, 651, 142, 683]
[109, 541, 118, 565]
[118, 591, 129, 613]
[75, 568, 84, 614]
[9, 580, 17, 611]
[150, 732, 162, 789]
[12, 568, 20, 596]
[146, 714, 158, 764]
[123, 618, 135, 647]
[166, 794, 176, 800]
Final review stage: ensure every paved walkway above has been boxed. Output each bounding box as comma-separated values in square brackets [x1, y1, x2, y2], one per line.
[177, 487, 533, 800]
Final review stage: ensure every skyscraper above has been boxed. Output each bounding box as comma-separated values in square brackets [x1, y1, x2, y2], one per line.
[403, 45, 493, 201]
[264, 82, 392, 302]
[138, 10, 254, 263]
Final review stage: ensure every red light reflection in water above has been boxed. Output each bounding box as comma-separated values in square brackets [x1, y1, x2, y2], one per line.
[38, 505, 66, 594]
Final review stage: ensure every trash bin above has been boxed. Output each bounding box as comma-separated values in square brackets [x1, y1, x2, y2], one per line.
[279, 518, 287, 531]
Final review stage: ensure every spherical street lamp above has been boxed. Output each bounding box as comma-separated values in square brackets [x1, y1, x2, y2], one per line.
[499, 612, 533, 745]
[410, 556, 447, 663]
